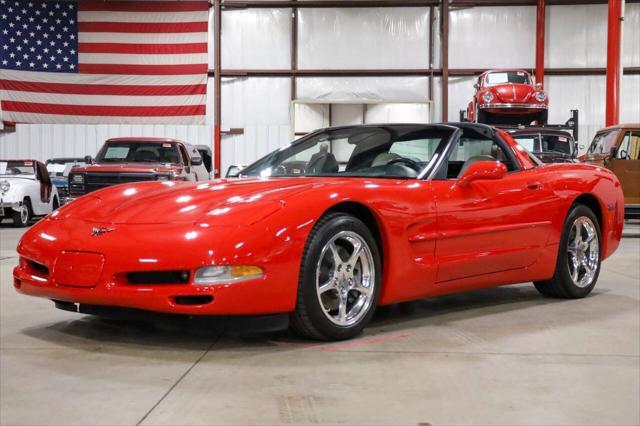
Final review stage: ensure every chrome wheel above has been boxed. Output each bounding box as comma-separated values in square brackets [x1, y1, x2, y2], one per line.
[567, 216, 599, 288]
[315, 230, 375, 327]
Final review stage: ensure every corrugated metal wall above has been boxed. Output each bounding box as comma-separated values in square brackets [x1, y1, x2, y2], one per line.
[1, 4, 639, 166]
[0, 124, 212, 161]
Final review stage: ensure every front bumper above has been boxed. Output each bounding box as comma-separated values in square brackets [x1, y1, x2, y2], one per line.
[13, 218, 298, 316]
[0, 199, 21, 216]
[480, 103, 548, 112]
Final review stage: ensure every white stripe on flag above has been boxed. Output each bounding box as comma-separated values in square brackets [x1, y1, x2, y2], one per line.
[78, 32, 207, 44]
[78, 11, 207, 23]
[78, 53, 208, 65]
[2, 111, 207, 125]
[0, 69, 207, 86]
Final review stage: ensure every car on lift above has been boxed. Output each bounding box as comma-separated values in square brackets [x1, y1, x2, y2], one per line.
[506, 128, 578, 163]
[14, 123, 624, 340]
[46, 157, 88, 205]
[0, 159, 59, 227]
[467, 69, 548, 125]
[67, 138, 210, 199]
[581, 124, 640, 219]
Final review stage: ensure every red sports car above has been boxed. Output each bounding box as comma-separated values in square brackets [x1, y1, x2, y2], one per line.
[467, 69, 548, 125]
[14, 124, 623, 340]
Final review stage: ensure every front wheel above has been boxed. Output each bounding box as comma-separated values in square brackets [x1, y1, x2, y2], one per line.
[534, 204, 601, 298]
[12, 199, 32, 227]
[290, 213, 381, 340]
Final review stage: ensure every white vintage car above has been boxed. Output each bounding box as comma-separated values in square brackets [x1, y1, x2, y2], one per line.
[0, 160, 60, 227]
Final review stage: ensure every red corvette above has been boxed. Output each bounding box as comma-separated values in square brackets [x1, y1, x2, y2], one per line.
[14, 123, 624, 340]
[467, 69, 548, 125]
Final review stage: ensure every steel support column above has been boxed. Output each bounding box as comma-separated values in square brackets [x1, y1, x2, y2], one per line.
[535, 0, 546, 86]
[605, 0, 623, 126]
[441, 0, 449, 121]
[213, 0, 222, 178]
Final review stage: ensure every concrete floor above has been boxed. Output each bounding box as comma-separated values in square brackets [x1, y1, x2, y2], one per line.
[1, 222, 638, 426]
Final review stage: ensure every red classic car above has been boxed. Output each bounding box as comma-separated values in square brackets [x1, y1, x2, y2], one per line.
[68, 138, 209, 200]
[14, 123, 623, 340]
[467, 69, 548, 125]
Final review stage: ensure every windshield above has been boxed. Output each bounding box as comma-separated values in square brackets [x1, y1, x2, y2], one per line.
[0, 160, 36, 176]
[47, 161, 86, 177]
[485, 71, 531, 86]
[95, 141, 181, 164]
[240, 125, 454, 179]
[587, 130, 619, 155]
[511, 133, 573, 156]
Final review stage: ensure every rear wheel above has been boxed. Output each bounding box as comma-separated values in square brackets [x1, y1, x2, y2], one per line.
[534, 204, 601, 298]
[290, 213, 381, 340]
[12, 199, 32, 227]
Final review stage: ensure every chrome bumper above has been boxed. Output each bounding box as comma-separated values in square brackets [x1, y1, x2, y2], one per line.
[480, 103, 548, 110]
[0, 199, 21, 216]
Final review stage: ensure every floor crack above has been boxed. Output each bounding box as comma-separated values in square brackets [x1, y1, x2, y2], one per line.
[135, 334, 221, 426]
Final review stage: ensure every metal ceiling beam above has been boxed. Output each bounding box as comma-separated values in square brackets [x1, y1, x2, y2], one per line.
[221, 0, 638, 8]
[208, 67, 640, 77]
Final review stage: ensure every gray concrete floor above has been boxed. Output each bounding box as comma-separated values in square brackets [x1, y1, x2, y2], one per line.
[1, 221, 639, 426]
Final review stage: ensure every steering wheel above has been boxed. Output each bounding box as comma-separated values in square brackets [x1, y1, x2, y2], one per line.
[386, 157, 422, 172]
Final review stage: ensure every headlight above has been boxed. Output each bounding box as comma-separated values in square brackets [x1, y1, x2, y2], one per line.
[0, 180, 9, 193]
[482, 91, 494, 103]
[155, 174, 171, 181]
[193, 265, 263, 285]
[70, 174, 84, 184]
[535, 91, 547, 102]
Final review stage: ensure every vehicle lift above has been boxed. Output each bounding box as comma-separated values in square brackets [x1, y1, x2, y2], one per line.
[459, 109, 580, 142]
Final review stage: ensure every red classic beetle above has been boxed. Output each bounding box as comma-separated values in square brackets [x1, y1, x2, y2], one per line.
[467, 69, 548, 125]
[14, 123, 623, 340]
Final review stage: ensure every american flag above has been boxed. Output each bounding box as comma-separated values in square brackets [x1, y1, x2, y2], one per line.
[0, 0, 208, 124]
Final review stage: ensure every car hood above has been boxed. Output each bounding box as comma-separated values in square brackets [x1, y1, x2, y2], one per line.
[56, 178, 320, 225]
[71, 163, 177, 174]
[491, 84, 534, 103]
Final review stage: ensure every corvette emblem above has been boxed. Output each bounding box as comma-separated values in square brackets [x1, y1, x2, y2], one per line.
[91, 227, 116, 237]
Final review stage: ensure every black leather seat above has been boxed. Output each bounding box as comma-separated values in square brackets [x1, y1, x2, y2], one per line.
[307, 152, 339, 174]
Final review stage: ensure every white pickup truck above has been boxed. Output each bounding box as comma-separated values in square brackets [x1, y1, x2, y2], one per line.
[0, 160, 60, 227]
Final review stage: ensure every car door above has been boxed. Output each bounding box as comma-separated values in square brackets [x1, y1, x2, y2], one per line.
[34, 161, 53, 214]
[609, 129, 640, 205]
[431, 131, 557, 283]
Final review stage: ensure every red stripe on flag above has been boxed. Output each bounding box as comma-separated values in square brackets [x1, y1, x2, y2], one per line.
[78, 22, 208, 34]
[78, 63, 208, 75]
[0, 79, 207, 96]
[78, 1, 209, 12]
[2, 101, 205, 117]
[79, 43, 208, 54]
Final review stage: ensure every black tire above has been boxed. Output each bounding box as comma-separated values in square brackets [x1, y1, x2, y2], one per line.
[12, 199, 32, 227]
[290, 212, 381, 341]
[534, 204, 602, 298]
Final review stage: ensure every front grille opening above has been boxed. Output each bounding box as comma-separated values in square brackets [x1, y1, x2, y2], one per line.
[173, 295, 214, 306]
[126, 270, 190, 285]
[27, 260, 49, 277]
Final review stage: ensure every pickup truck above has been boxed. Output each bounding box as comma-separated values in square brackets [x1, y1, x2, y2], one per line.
[68, 138, 209, 198]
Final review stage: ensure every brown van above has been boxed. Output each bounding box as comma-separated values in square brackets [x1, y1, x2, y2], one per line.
[581, 124, 640, 219]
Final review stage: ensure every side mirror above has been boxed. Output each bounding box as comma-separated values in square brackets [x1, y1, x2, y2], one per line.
[458, 161, 507, 188]
[535, 82, 543, 90]
[84, 155, 93, 164]
[473, 83, 480, 90]
[226, 165, 241, 178]
[191, 156, 203, 166]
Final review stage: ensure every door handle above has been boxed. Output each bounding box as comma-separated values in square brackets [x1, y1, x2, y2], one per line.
[527, 181, 543, 190]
